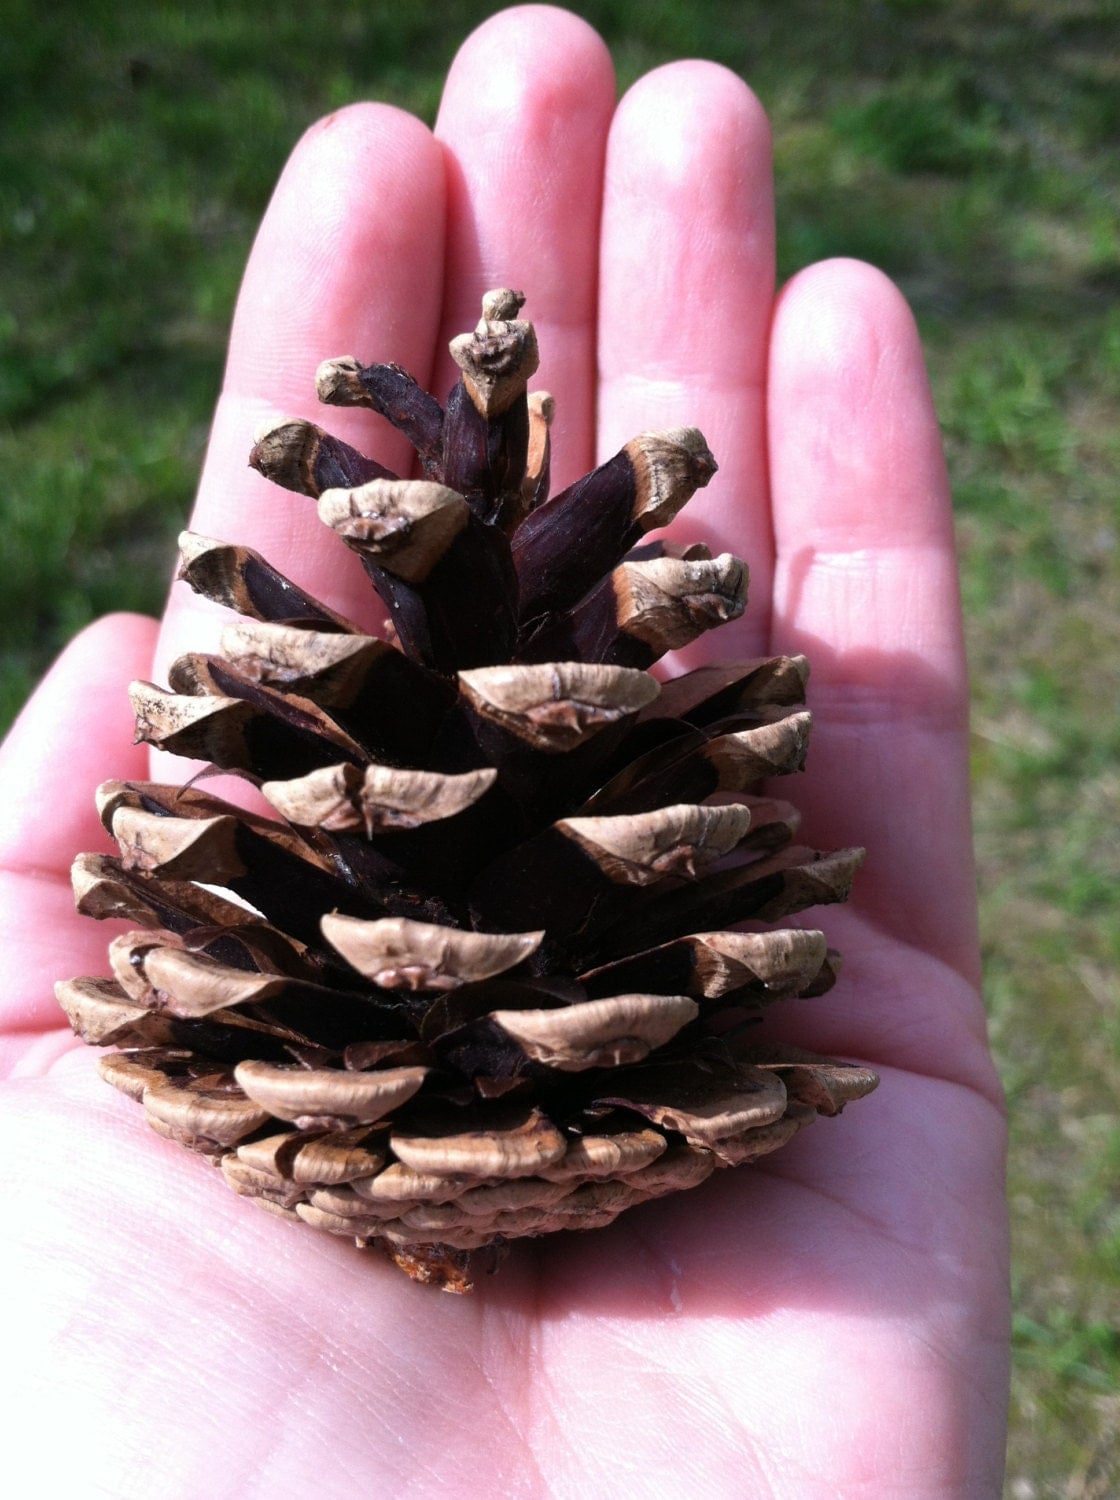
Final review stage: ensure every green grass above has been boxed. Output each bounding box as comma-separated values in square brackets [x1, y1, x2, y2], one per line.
[3, 1, 1119, 1489]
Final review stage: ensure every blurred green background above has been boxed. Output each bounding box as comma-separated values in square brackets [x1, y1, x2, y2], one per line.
[2, 0, 1117, 1489]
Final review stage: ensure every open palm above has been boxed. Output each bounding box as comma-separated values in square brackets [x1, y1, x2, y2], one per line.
[0, 8, 1008, 1496]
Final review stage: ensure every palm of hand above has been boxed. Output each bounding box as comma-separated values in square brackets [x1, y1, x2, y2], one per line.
[0, 10, 1008, 1496]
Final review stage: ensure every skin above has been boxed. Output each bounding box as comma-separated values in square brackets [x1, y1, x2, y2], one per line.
[0, 8, 1009, 1496]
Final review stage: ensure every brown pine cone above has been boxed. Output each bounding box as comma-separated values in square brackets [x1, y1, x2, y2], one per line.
[57, 289, 877, 1293]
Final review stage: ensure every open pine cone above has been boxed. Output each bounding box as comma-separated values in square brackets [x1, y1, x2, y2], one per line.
[57, 289, 877, 1292]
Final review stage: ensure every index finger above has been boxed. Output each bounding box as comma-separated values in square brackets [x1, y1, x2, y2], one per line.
[155, 104, 446, 679]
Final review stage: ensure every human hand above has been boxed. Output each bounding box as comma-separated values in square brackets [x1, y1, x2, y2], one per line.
[0, 7, 1009, 1495]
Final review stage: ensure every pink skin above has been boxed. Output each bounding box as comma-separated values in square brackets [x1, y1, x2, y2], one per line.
[0, 8, 1009, 1496]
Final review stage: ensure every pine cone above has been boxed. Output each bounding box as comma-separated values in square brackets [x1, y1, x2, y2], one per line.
[57, 289, 877, 1293]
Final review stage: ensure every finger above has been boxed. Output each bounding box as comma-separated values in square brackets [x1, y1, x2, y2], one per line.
[767, 259, 978, 977]
[156, 103, 447, 676]
[598, 62, 776, 658]
[0, 613, 159, 1036]
[433, 6, 616, 488]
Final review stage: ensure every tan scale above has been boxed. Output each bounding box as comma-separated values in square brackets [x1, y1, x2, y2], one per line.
[234, 1060, 429, 1127]
[263, 763, 495, 835]
[491, 993, 699, 1071]
[322, 914, 542, 991]
[458, 661, 660, 752]
[613, 553, 747, 653]
[558, 802, 752, 885]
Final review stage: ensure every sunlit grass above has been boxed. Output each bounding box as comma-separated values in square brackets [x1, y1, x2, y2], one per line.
[3, 1, 1118, 1488]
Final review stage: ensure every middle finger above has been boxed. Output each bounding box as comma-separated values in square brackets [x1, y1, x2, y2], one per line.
[597, 61, 777, 659]
[432, 7, 616, 489]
